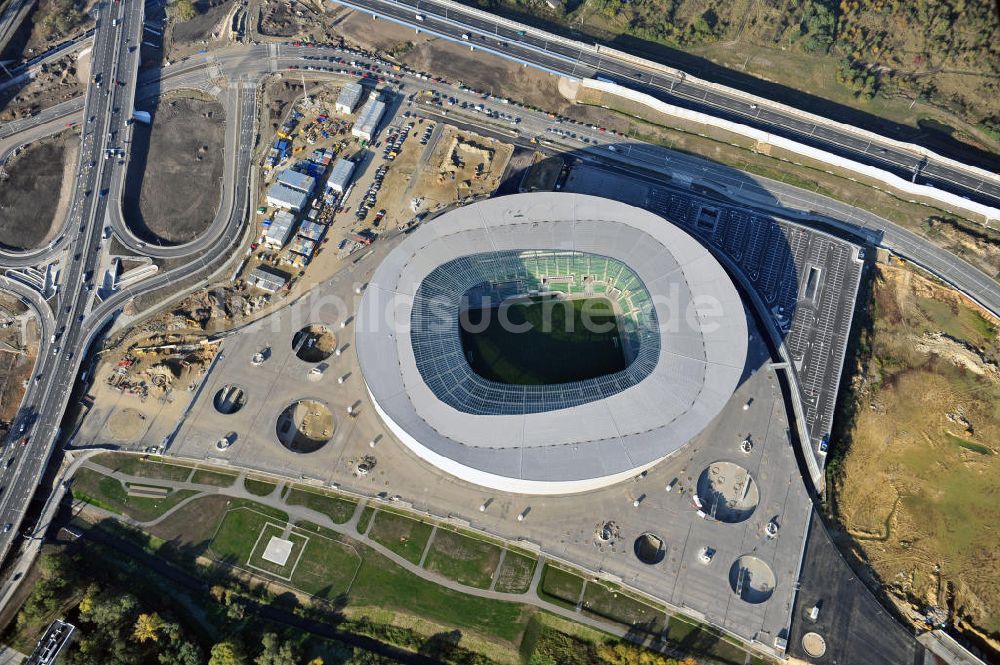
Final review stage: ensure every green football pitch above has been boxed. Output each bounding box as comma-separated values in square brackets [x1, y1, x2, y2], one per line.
[460, 296, 627, 385]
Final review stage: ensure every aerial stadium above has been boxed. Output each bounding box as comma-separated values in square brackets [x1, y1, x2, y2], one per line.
[355, 193, 748, 494]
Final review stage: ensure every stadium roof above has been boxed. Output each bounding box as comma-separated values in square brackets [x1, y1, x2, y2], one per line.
[356, 193, 748, 493]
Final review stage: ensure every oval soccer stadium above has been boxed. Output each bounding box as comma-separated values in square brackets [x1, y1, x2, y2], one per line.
[356, 193, 748, 494]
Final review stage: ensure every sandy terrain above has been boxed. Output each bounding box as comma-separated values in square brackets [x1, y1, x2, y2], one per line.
[122, 95, 225, 244]
[0, 128, 78, 249]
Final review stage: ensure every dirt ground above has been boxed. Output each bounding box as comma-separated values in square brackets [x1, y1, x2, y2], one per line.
[170, 0, 233, 43]
[276, 399, 333, 452]
[0, 128, 78, 249]
[0, 52, 85, 120]
[262, 78, 306, 135]
[257, 0, 348, 41]
[123, 95, 225, 244]
[833, 261, 1000, 651]
[407, 125, 512, 214]
[0, 293, 38, 435]
[107, 408, 149, 441]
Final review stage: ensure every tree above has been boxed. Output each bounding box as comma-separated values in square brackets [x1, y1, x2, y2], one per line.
[159, 639, 202, 665]
[169, 0, 197, 21]
[209, 642, 246, 665]
[255, 633, 297, 665]
[133, 613, 166, 643]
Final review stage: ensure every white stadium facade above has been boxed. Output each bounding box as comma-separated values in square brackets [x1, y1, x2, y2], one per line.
[356, 193, 748, 494]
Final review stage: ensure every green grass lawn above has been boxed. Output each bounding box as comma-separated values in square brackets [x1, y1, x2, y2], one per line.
[494, 550, 538, 594]
[356, 506, 375, 534]
[91, 453, 193, 482]
[71, 467, 196, 522]
[945, 433, 993, 456]
[367, 510, 434, 565]
[190, 468, 238, 487]
[538, 563, 585, 609]
[350, 549, 531, 642]
[208, 506, 277, 566]
[293, 521, 364, 600]
[581, 581, 666, 633]
[285, 487, 357, 524]
[243, 476, 277, 496]
[461, 296, 626, 385]
[665, 615, 748, 665]
[201, 503, 530, 642]
[422, 527, 503, 589]
[246, 523, 308, 578]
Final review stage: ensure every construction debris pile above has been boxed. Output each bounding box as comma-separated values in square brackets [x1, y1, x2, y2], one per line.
[105, 335, 221, 401]
[161, 287, 271, 332]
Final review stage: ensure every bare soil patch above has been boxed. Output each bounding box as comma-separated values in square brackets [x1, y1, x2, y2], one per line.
[122, 95, 224, 245]
[169, 0, 234, 45]
[0, 129, 78, 249]
[408, 125, 512, 213]
[106, 408, 148, 442]
[1, 0, 96, 61]
[834, 262, 1000, 649]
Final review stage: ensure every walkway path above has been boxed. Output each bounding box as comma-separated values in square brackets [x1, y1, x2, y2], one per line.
[76, 459, 650, 644]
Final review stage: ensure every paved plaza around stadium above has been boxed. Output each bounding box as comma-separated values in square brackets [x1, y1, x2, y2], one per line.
[161, 194, 818, 647]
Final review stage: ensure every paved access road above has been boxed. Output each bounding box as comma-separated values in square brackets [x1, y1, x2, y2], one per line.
[0, 0, 34, 59]
[335, 0, 1000, 209]
[0, 0, 146, 563]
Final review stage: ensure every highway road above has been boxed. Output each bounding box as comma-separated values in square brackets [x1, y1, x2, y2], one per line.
[0, 0, 33, 61]
[0, 37, 260, 570]
[334, 0, 1000, 209]
[0, 0, 145, 562]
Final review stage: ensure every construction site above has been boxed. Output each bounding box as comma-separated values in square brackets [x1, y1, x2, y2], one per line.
[408, 125, 512, 216]
[77, 328, 224, 448]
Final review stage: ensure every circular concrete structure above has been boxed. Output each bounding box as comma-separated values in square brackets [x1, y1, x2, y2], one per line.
[293, 325, 337, 362]
[696, 461, 759, 523]
[214, 384, 247, 414]
[275, 399, 334, 454]
[356, 193, 748, 494]
[729, 555, 776, 604]
[634, 533, 666, 565]
[801, 632, 827, 658]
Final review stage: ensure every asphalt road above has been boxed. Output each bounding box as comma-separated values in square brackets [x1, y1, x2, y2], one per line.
[0, 0, 33, 60]
[0, 0, 145, 562]
[336, 0, 1000, 209]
